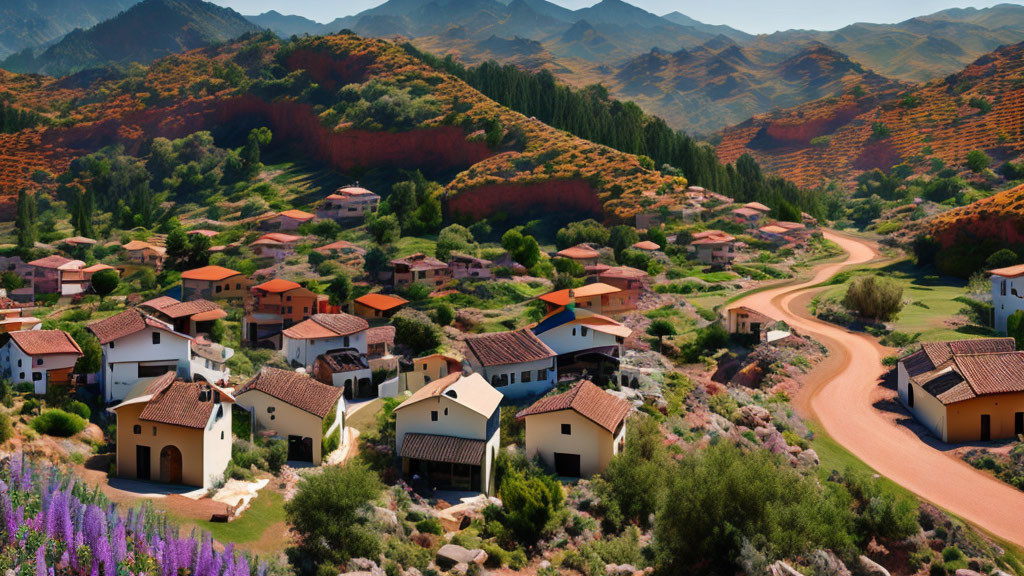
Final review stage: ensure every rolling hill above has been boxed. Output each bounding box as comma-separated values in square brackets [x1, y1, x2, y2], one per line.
[1, 0, 259, 76]
[0, 0, 139, 59]
[717, 41, 1024, 188]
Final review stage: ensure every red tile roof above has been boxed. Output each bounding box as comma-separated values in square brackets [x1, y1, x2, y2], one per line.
[400, 433, 486, 466]
[391, 253, 447, 270]
[331, 186, 377, 197]
[9, 330, 82, 356]
[88, 309, 186, 344]
[556, 244, 600, 260]
[516, 380, 631, 433]
[274, 209, 315, 221]
[122, 240, 166, 254]
[239, 367, 343, 418]
[283, 313, 368, 340]
[141, 296, 223, 319]
[355, 293, 408, 311]
[598, 266, 648, 280]
[466, 329, 555, 367]
[631, 240, 660, 251]
[254, 279, 303, 293]
[139, 379, 232, 429]
[367, 325, 396, 346]
[181, 266, 242, 282]
[903, 338, 1024, 405]
[988, 264, 1024, 278]
[28, 255, 73, 269]
[744, 201, 771, 212]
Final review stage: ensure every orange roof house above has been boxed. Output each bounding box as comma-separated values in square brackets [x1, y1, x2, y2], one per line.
[317, 186, 381, 221]
[353, 293, 408, 319]
[262, 209, 315, 231]
[391, 253, 450, 289]
[243, 279, 326, 349]
[597, 267, 648, 314]
[121, 241, 167, 269]
[631, 240, 661, 251]
[744, 201, 771, 213]
[181, 266, 248, 301]
[539, 283, 622, 315]
[249, 233, 303, 260]
[140, 296, 227, 336]
[556, 244, 601, 266]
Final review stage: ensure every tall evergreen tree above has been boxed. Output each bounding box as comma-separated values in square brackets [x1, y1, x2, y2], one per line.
[15, 189, 37, 251]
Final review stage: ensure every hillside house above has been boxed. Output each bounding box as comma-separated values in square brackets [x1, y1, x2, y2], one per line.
[27, 255, 86, 295]
[261, 209, 315, 231]
[236, 367, 345, 465]
[533, 303, 631, 381]
[313, 349, 373, 398]
[367, 325, 397, 373]
[0, 297, 39, 334]
[398, 353, 462, 395]
[0, 330, 83, 394]
[597, 266, 648, 314]
[556, 244, 601, 267]
[394, 372, 502, 494]
[726, 306, 775, 335]
[631, 240, 660, 252]
[744, 201, 771, 214]
[989, 264, 1024, 334]
[465, 329, 557, 399]
[122, 241, 167, 269]
[897, 338, 1024, 443]
[181, 266, 249, 301]
[139, 296, 227, 337]
[316, 186, 380, 221]
[448, 253, 493, 280]
[353, 293, 408, 320]
[111, 372, 233, 488]
[391, 253, 451, 289]
[242, 279, 325, 349]
[249, 233, 302, 261]
[516, 380, 630, 477]
[282, 313, 369, 369]
[313, 240, 366, 263]
[539, 283, 623, 315]
[689, 231, 737, 267]
[731, 207, 765, 226]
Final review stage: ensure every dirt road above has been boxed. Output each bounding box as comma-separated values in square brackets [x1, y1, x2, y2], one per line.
[731, 231, 1024, 547]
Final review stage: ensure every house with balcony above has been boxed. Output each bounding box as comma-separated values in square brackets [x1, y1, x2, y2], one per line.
[391, 253, 451, 289]
[121, 241, 167, 269]
[181, 266, 249, 301]
[261, 209, 315, 231]
[532, 301, 631, 383]
[242, 279, 326, 349]
[394, 372, 502, 494]
[111, 372, 233, 488]
[139, 296, 227, 337]
[689, 231, 738, 267]
[367, 325, 397, 373]
[27, 255, 87, 295]
[465, 329, 557, 399]
[989, 264, 1024, 334]
[316, 186, 380, 221]
[249, 233, 303, 261]
[0, 330, 83, 394]
[282, 313, 369, 369]
[448, 253, 493, 280]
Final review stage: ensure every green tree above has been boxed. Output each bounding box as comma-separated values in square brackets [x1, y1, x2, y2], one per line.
[435, 224, 475, 261]
[647, 319, 677, 352]
[366, 213, 400, 244]
[240, 127, 272, 179]
[966, 149, 990, 173]
[364, 246, 393, 280]
[187, 233, 211, 269]
[499, 470, 564, 544]
[555, 219, 610, 250]
[392, 309, 442, 353]
[326, 272, 353, 306]
[596, 417, 670, 529]
[986, 248, 1018, 270]
[1007, 311, 1024, 350]
[501, 228, 541, 268]
[285, 462, 383, 575]
[15, 189, 37, 252]
[843, 275, 904, 321]
[609, 225, 639, 261]
[433, 303, 455, 327]
[165, 227, 189, 270]
[1, 271, 24, 291]
[90, 269, 120, 300]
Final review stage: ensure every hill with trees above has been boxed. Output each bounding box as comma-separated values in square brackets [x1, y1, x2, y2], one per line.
[0, 0, 138, 59]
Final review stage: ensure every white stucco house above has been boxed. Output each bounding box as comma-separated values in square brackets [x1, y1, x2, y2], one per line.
[394, 372, 502, 495]
[990, 264, 1024, 334]
[465, 329, 557, 399]
[0, 330, 83, 394]
[282, 313, 369, 369]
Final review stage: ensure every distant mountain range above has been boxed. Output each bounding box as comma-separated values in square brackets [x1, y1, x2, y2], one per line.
[0, 0, 139, 59]
[2, 0, 258, 76]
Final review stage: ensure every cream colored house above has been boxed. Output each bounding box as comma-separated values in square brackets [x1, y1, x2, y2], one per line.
[517, 380, 631, 477]
[725, 306, 775, 335]
[898, 338, 1024, 443]
[236, 367, 345, 465]
[394, 372, 502, 494]
[397, 353, 462, 394]
[110, 372, 234, 488]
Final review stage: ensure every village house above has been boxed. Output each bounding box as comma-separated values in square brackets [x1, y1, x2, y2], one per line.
[988, 264, 1024, 334]
[596, 266, 649, 314]
[59, 236, 96, 250]
[757, 224, 792, 243]
[398, 353, 462, 395]
[121, 241, 167, 269]
[111, 372, 233, 488]
[725, 306, 776, 335]
[27, 255, 87, 295]
[465, 329, 557, 399]
[631, 240, 661, 253]
[314, 239, 367, 263]
[82, 263, 117, 285]
[367, 325, 397, 373]
[236, 367, 345, 465]
[394, 372, 502, 494]
[897, 338, 1024, 443]
[88, 309, 230, 403]
[743, 201, 772, 214]
[353, 293, 408, 320]
[533, 302, 631, 381]
[516, 380, 631, 477]
[139, 296, 227, 337]
[391, 253, 451, 289]
[282, 313, 369, 369]
[313, 348, 373, 398]
[187, 230, 219, 239]
[316, 186, 380, 221]
[0, 330, 83, 394]
[261, 209, 315, 231]
[242, 279, 326, 349]
[689, 231, 738, 267]
[539, 283, 623, 316]
[555, 244, 601, 267]
[731, 207, 766, 226]
[248, 233, 303, 261]
[447, 253, 493, 280]
[181, 266, 249, 301]
[0, 298, 40, 333]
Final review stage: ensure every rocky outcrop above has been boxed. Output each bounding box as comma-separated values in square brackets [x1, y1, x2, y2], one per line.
[435, 544, 487, 570]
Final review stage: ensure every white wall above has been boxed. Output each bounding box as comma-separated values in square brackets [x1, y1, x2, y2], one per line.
[102, 329, 191, 403]
[537, 324, 620, 356]
[0, 340, 80, 394]
[202, 400, 233, 489]
[470, 357, 556, 400]
[284, 331, 367, 369]
[992, 274, 1024, 334]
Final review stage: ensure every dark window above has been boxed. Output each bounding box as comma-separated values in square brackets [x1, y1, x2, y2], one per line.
[133, 425, 141, 434]
[561, 423, 571, 435]
[32, 372, 42, 381]
[109, 341, 115, 349]
[16, 359, 21, 367]
[522, 371, 532, 383]
[908, 383, 914, 407]
[215, 285, 222, 293]
[537, 369, 546, 381]
[36, 358, 43, 365]
[152, 332, 161, 345]
[152, 427, 157, 436]
[431, 410, 438, 421]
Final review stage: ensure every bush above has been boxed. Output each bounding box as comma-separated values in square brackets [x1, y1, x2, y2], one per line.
[843, 275, 904, 321]
[392, 309, 442, 353]
[415, 516, 444, 535]
[498, 470, 564, 544]
[20, 397, 41, 415]
[30, 409, 87, 437]
[66, 400, 91, 420]
[679, 322, 729, 363]
[595, 417, 670, 529]
[0, 411, 12, 444]
[384, 537, 431, 572]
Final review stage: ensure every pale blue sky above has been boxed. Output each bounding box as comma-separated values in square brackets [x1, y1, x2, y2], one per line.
[212, 0, 1021, 33]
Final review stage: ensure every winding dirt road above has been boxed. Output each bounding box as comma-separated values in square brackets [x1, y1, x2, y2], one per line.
[731, 231, 1024, 547]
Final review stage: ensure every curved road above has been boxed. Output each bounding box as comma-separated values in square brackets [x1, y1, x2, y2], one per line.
[731, 231, 1024, 547]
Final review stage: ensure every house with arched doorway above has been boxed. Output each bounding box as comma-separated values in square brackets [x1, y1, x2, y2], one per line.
[110, 372, 234, 488]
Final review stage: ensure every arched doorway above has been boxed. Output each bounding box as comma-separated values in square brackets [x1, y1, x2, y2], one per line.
[159, 446, 183, 484]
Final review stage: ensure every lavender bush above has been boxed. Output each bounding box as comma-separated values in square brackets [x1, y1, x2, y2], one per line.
[0, 453, 274, 576]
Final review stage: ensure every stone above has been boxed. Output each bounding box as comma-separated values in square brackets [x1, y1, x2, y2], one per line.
[769, 561, 803, 576]
[798, 449, 819, 467]
[436, 544, 487, 570]
[605, 564, 637, 575]
[372, 506, 399, 531]
[347, 558, 384, 576]
[858, 556, 890, 576]
[954, 571, 984, 576]
[811, 550, 851, 576]
[740, 404, 772, 428]
[76, 423, 105, 445]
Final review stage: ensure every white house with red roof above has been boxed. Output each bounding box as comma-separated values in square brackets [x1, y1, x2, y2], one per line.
[316, 186, 380, 221]
[282, 313, 370, 369]
[989, 264, 1024, 334]
[532, 297, 632, 381]
[0, 330, 83, 394]
[248, 232, 303, 261]
[465, 329, 557, 398]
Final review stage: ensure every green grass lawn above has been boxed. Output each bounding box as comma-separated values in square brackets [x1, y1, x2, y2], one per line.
[347, 398, 384, 434]
[393, 235, 438, 258]
[806, 421, 911, 499]
[193, 490, 288, 545]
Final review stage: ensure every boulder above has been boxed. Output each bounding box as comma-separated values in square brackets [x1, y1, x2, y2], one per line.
[739, 405, 772, 428]
[436, 544, 487, 570]
[605, 564, 637, 575]
[811, 550, 851, 576]
[858, 555, 890, 576]
[798, 449, 819, 467]
[347, 558, 384, 576]
[76, 424, 105, 445]
[372, 506, 399, 531]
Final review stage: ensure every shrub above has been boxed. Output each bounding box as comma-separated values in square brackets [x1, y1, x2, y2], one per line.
[30, 409, 87, 437]
[384, 537, 431, 572]
[843, 275, 904, 321]
[595, 417, 670, 529]
[498, 470, 564, 544]
[0, 411, 12, 444]
[392, 309, 442, 353]
[66, 400, 91, 420]
[708, 393, 739, 422]
[415, 517, 444, 535]
[20, 397, 41, 415]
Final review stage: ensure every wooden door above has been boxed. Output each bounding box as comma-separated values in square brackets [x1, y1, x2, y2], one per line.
[159, 446, 182, 483]
[136, 446, 151, 480]
[981, 415, 991, 442]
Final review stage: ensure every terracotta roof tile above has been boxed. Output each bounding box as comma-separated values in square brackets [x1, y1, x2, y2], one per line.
[516, 380, 631, 433]
[355, 293, 408, 311]
[181, 266, 242, 282]
[254, 279, 303, 293]
[239, 367, 343, 418]
[367, 325, 395, 346]
[632, 240, 660, 251]
[283, 313, 368, 340]
[28, 255, 73, 269]
[276, 209, 315, 220]
[954, 352, 1024, 397]
[139, 379, 232, 429]
[400, 433, 485, 466]
[466, 330, 556, 367]
[598, 266, 648, 280]
[88, 309, 185, 344]
[556, 244, 600, 259]
[391, 253, 447, 270]
[9, 330, 82, 356]
[539, 283, 621, 306]
[142, 296, 222, 319]
[989, 264, 1024, 278]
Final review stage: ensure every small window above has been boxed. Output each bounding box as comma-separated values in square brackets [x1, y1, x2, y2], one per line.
[18, 372, 24, 380]
[152, 427, 157, 436]
[286, 295, 292, 302]
[267, 406, 275, 413]
[522, 371, 532, 383]
[571, 328, 576, 336]
[109, 341, 115, 349]
[431, 410, 438, 421]
[152, 332, 161, 345]
[343, 336, 350, 347]
[236, 283, 241, 290]
[215, 285, 222, 293]
[16, 359, 21, 367]
[221, 431, 225, 440]
[32, 372, 42, 381]
[133, 425, 141, 434]
[35, 358, 43, 366]
[444, 407, 449, 416]
[561, 424, 571, 435]
[581, 327, 589, 337]
[536, 369, 546, 381]
[270, 414, 275, 420]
